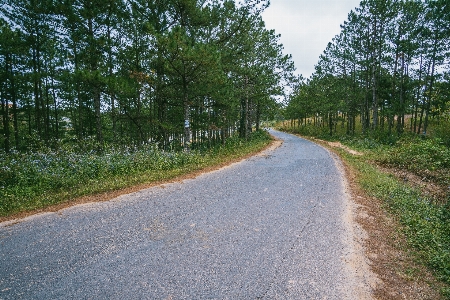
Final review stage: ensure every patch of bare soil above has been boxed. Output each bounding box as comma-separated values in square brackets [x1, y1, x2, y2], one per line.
[1, 137, 282, 225]
[313, 138, 364, 156]
[319, 144, 444, 299]
[255, 139, 283, 157]
[343, 161, 443, 299]
[332, 153, 379, 300]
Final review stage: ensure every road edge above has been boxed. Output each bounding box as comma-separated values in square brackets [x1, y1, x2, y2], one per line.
[1, 134, 283, 227]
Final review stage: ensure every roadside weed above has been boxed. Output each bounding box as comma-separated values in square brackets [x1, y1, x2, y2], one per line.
[0, 131, 271, 217]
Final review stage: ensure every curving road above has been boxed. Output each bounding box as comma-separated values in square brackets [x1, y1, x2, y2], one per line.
[0, 130, 368, 299]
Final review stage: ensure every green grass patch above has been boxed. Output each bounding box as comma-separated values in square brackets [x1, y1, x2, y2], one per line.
[0, 131, 271, 218]
[347, 154, 450, 297]
[376, 137, 450, 187]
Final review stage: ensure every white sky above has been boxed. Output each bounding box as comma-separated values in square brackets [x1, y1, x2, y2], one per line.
[262, 0, 361, 79]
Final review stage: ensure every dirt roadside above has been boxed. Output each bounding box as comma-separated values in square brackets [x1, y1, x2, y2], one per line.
[313, 137, 444, 300]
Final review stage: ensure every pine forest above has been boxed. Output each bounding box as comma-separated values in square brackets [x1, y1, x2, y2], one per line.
[0, 0, 294, 153]
[285, 0, 450, 144]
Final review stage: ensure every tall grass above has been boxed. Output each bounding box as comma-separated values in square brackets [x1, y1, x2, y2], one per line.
[0, 131, 271, 217]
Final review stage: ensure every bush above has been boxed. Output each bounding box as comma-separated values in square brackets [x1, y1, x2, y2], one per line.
[278, 124, 330, 139]
[367, 128, 399, 146]
[433, 118, 450, 148]
[380, 137, 450, 172]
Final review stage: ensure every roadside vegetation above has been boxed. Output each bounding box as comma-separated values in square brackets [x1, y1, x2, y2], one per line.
[280, 0, 450, 297]
[0, 130, 271, 219]
[279, 120, 450, 297]
[0, 1, 293, 154]
[0, 2, 288, 219]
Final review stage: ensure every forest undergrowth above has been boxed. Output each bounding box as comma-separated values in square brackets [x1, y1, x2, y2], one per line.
[280, 121, 450, 298]
[0, 130, 271, 219]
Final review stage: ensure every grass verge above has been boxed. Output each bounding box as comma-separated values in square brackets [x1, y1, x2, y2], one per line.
[1, 131, 272, 221]
[343, 149, 449, 299]
[279, 124, 450, 299]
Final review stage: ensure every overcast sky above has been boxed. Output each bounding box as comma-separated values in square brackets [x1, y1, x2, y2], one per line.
[261, 0, 361, 79]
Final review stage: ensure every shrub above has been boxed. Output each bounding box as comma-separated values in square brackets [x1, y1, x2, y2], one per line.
[381, 137, 450, 172]
[433, 118, 450, 148]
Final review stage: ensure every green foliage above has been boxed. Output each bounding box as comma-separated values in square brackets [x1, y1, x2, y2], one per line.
[433, 119, 450, 148]
[354, 160, 450, 292]
[280, 122, 399, 146]
[278, 124, 330, 139]
[0, 130, 271, 217]
[285, 0, 450, 140]
[380, 137, 450, 172]
[0, 0, 291, 153]
[365, 129, 399, 146]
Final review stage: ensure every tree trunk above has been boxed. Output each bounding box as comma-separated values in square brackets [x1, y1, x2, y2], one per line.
[44, 75, 50, 144]
[328, 112, 333, 136]
[9, 56, 19, 149]
[107, 18, 116, 143]
[73, 43, 83, 140]
[88, 17, 103, 149]
[390, 41, 400, 135]
[183, 78, 190, 150]
[371, 19, 378, 130]
[396, 53, 405, 135]
[239, 76, 249, 139]
[1, 78, 10, 153]
[51, 76, 58, 142]
[414, 52, 424, 133]
[32, 44, 41, 136]
[423, 33, 438, 135]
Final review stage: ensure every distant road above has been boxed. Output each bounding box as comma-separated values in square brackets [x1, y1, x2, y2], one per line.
[0, 130, 370, 299]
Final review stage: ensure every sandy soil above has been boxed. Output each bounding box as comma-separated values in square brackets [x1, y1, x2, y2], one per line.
[330, 150, 379, 299]
[314, 138, 444, 300]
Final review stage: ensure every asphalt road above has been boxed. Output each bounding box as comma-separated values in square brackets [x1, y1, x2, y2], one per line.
[0, 130, 366, 299]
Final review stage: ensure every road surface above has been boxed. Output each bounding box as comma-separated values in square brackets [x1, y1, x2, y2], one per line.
[0, 130, 372, 299]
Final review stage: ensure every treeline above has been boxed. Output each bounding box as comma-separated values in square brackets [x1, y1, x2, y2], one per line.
[0, 0, 294, 153]
[286, 0, 449, 138]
